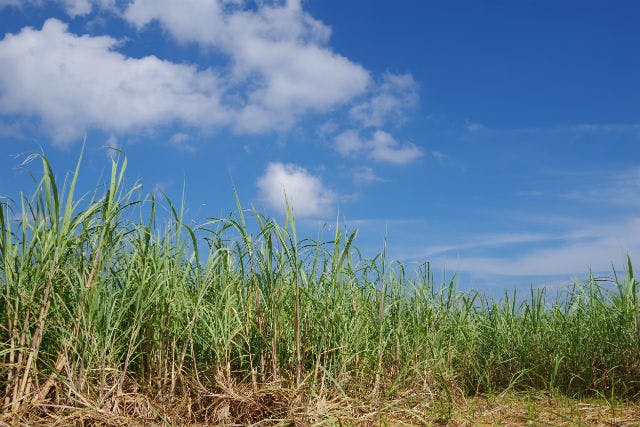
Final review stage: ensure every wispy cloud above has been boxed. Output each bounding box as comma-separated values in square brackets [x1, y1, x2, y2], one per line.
[352, 167, 386, 185]
[361, 163, 640, 277]
[462, 120, 640, 137]
[103, 135, 120, 159]
[334, 130, 422, 165]
[560, 123, 640, 135]
[391, 217, 640, 277]
[168, 133, 196, 153]
[431, 150, 447, 161]
[59, 0, 92, 16]
[0, 0, 117, 16]
[0, 0, 20, 8]
[512, 166, 640, 210]
[349, 72, 419, 128]
[151, 179, 175, 198]
[415, 232, 553, 257]
[445, 227, 638, 276]
[515, 190, 545, 198]
[0, 120, 32, 140]
[559, 167, 640, 208]
[403, 211, 640, 277]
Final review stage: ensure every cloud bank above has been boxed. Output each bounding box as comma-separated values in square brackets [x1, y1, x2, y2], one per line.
[0, 1, 372, 143]
[0, 0, 427, 176]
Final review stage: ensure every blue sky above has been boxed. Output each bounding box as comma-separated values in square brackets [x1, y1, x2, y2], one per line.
[0, 0, 639, 290]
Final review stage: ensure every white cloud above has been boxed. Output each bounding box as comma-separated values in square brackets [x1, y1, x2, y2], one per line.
[450, 240, 632, 277]
[0, 1, 377, 143]
[464, 120, 486, 133]
[0, 1, 427, 159]
[417, 232, 553, 257]
[349, 72, 419, 128]
[334, 130, 422, 165]
[429, 218, 640, 276]
[431, 150, 447, 161]
[431, 167, 640, 277]
[61, 0, 92, 16]
[559, 123, 640, 135]
[124, 0, 371, 134]
[353, 167, 385, 185]
[168, 132, 196, 153]
[0, 19, 230, 144]
[256, 162, 336, 218]
[103, 134, 120, 159]
[334, 130, 364, 156]
[0, 120, 32, 140]
[369, 131, 423, 164]
[462, 121, 640, 138]
[560, 167, 640, 208]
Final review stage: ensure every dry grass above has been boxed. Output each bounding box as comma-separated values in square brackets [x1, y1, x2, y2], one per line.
[1, 385, 639, 426]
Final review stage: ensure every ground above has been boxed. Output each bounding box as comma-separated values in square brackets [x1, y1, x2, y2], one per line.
[1, 392, 639, 426]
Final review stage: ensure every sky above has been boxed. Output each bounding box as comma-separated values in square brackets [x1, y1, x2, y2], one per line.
[0, 0, 639, 291]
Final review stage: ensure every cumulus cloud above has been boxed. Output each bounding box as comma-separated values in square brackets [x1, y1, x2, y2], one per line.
[256, 162, 336, 218]
[369, 131, 423, 164]
[0, 0, 427, 166]
[0, 1, 375, 143]
[334, 130, 422, 165]
[124, 0, 371, 133]
[0, 19, 229, 144]
[349, 72, 419, 128]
